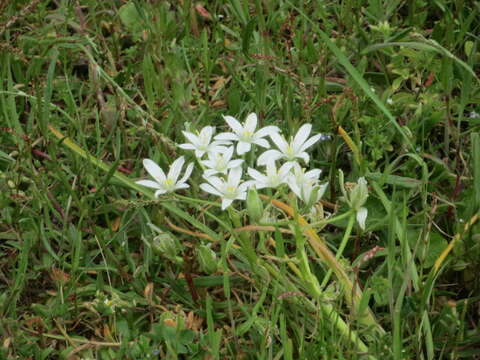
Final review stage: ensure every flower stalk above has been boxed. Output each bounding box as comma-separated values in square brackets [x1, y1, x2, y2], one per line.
[260, 195, 384, 335]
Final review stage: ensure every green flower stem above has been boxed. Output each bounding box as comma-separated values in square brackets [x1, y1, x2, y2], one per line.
[227, 207, 257, 265]
[304, 209, 354, 229]
[262, 261, 374, 358]
[174, 194, 220, 207]
[261, 195, 384, 336]
[320, 212, 356, 289]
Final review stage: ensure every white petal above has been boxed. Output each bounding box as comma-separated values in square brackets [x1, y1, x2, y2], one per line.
[227, 159, 243, 169]
[201, 159, 215, 168]
[221, 198, 234, 210]
[203, 169, 218, 177]
[178, 162, 194, 184]
[298, 133, 322, 153]
[239, 180, 254, 192]
[253, 138, 270, 148]
[174, 183, 190, 190]
[301, 184, 312, 204]
[287, 178, 302, 199]
[182, 131, 200, 147]
[200, 183, 222, 196]
[257, 149, 284, 166]
[292, 124, 312, 152]
[278, 162, 294, 177]
[237, 141, 251, 155]
[357, 207, 368, 230]
[224, 146, 234, 161]
[305, 168, 322, 180]
[200, 126, 214, 143]
[236, 191, 247, 201]
[154, 189, 167, 197]
[168, 156, 185, 183]
[215, 132, 238, 141]
[252, 182, 267, 189]
[223, 115, 244, 134]
[210, 140, 232, 147]
[194, 149, 206, 158]
[143, 159, 166, 183]
[285, 160, 301, 168]
[245, 113, 257, 133]
[297, 152, 310, 164]
[255, 125, 280, 138]
[178, 143, 196, 150]
[316, 183, 328, 201]
[270, 132, 289, 151]
[135, 180, 162, 189]
[228, 167, 243, 187]
[265, 160, 277, 177]
[211, 146, 230, 157]
[205, 176, 224, 191]
[248, 167, 268, 183]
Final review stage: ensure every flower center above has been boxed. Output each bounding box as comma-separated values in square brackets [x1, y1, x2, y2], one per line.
[198, 134, 210, 150]
[215, 157, 227, 171]
[163, 178, 174, 189]
[285, 144, 295, 158]
[240, 130, 253, 142]
[224, 186, 238, 199]
[268, 174, 280, 187]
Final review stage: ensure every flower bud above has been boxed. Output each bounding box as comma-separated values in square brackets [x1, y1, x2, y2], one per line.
[349, 177, 368, 211]
[196, 244, 218, 274]
[152, 232, 180, 261]
[246, 187, 263, 223]
[303, 182, 328, 210]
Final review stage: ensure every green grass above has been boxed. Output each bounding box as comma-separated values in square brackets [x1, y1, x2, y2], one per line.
[1, 0, 480, 359]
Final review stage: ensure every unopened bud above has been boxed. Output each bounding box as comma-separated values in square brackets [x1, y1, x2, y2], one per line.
[152, 232, 180, 261]
[246, 187, 263, 223]
[303, 182, 328, 210]
[349, 177, 368, 211]
[196, 244, 218, 274]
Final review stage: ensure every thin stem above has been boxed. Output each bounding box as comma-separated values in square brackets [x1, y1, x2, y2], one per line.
[174, 193, 220, 207]
[320, 213, 356, 289]
[227, 207, 257, 265]
[304, 209, 354, 229]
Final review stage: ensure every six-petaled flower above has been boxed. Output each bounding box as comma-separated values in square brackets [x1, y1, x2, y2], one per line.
[257, 124, 323, 166]
[215, 113, 280, 155]
[199, 167, 253, 210]
[179, 126, 231, 158]
[136, 157, 194, 197]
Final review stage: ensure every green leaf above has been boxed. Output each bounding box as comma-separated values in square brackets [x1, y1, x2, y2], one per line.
[48, 126, 220, 241]
[362, 40, 478, 81]
[118, 2, 144, 35]
[288, 1, 415, 151]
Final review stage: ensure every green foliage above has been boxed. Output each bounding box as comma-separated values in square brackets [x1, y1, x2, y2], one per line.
[1, 0, 479, 358]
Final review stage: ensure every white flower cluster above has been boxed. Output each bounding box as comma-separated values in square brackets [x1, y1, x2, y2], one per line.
[136, 113, 329, 210]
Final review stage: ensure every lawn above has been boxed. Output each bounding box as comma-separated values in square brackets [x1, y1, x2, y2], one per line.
[1, 0, 479, 359]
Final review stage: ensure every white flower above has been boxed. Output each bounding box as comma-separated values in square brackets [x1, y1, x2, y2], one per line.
[136, 157, 194, 197]
[215, 113, 280, 155]
[201, 146, 243, 177]
[356, 207, 368, 231]
[179, 126, 230, 158]
[257, 124, 323, 165]
[247, 160, 294, 189]
[387, 98, 394, 105]
[287, 163, 328, 206]
[200, 167, 253, 209]
[470, 111, 480, 119]
[338, 171, 369, 230]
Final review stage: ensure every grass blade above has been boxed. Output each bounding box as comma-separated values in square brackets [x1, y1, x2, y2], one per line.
[48, 125, 220, 241]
